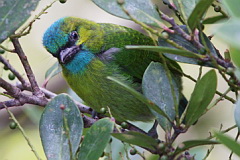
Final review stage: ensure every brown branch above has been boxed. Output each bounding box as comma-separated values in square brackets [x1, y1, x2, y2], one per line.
[10, 37, 44, 97]
[0, 55, 30, 88]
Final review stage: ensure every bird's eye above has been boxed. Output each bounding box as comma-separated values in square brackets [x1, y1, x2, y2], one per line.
[70, 31, 79, 41]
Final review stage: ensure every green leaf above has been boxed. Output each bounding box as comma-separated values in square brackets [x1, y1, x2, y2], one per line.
[215, 132, 240, 157]
[234, 98, 240, 130]
[142, 62, 179, 131]
[107, 76, 171, 121]
[188, 0, 215, 30]
[45, 61, 61, 79]
[78, 118, 114, 160]
[126, 45, 203, 59]
[175, 139, 219, 155]
[230, 46, 240, 68]
[185, 70, 217, 126]
[43, 61, 62, 87]
[158, 25, 220, 67]
[173, 0, 199, 20]
[202, 15, 227, 24]
[0, 0, 40, 43]
[111, 131, 158, 150]
[216, 19, 240, 50]
[92, 0, 162, 27]
[223, 0, 240, 18]
[40, 94, 83, 160]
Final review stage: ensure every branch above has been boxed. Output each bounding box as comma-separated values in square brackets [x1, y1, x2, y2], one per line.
[10, 37, 44, 97]
[0, 55, 30, 88]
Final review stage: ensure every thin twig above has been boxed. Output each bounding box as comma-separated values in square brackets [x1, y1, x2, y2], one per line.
[5, 105, 42, 160]
[0, 55, 30, 88]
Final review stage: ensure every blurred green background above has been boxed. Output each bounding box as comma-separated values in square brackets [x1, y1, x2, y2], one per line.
[0, 0, 237, 159]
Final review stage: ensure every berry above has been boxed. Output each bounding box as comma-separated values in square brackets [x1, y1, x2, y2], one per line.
[130, 148, 137, 155]
[214, 6, 221, 12]
[121, 122, 128, 129]
[59, 0, 67, 3]
[99, 107, 107, 114]
[9, 121, 17, 129]
[161, 32, 169, 39]
[0, 49, 5, 54]
[8, 73, 15, 80]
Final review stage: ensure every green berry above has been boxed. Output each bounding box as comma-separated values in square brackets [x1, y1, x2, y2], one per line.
[214, 5, 221, 12]
[0, 49, 5, 54]
[130, 149, 137, 155]
[8, 73, 15, 80]
[9, 121, 17, 129]
[160, 155, 168, 160]
[121, 122, 128, 129]
[117, 0, 125, 5]
[59, 0, 67, 3]
[158, 143, 165, 150]
[3, 65, 9, 70]
[161, 32, 169, 39]
[99, 107, 107, 114]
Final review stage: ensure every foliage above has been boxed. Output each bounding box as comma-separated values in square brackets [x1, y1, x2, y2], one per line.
[0, 0, 240, 159]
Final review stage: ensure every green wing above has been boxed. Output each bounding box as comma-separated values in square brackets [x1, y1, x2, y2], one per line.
[99, 23, 160, 79]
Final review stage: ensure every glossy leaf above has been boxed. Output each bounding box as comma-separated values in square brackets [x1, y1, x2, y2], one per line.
[175, 139, 219, 155]
[230, 46, 240, 68]
[216, 19, 240, 50]
[43, 61, 62, 87]
[40, 94, 83, 160]
[173, 0, 199, 20]
[0, 0, 40, 43]
[203, 15, 227, 24]
[92, 0, 162, 27]
[158, 25, 220, 67]
[126, 45, 203, 59]
[112, 131, 158, 150]
[223, 0, 240, 18]
[188, 0, 215, 30]
[78, 118, 114, 160]
[142, 62, 179, 131]
[185, 70, 217, 126]
[215, 132, 240, 157]
[234, 98, 240, 130]
[107, 76, 171, 121]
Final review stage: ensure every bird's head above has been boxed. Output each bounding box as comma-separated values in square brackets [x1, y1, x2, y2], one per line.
[43, 17, 105, 73]
[43, 17, 103, 65]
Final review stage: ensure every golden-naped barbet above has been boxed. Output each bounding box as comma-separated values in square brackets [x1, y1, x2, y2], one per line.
[42, 17, 182, 121]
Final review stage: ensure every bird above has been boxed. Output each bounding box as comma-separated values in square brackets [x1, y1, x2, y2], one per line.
[42, 17, 183, 122]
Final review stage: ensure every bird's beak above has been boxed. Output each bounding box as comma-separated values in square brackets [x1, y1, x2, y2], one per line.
[59, 45, 80, 64]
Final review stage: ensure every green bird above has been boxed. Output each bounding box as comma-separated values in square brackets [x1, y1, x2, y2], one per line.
[43, 17, 182, 122]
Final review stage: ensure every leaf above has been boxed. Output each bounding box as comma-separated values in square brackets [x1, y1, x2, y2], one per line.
[43, 61, 62, 87]
[230, 46, 240, 68]
[142, 62, 179, 131]
[202, 15, 227, 24]
[234, 98, 240, 130]
[185, 70, 217, 126]
[215, 132, 240, 157]
[92, 0, 162, 27]
[188, 0, 215, 30]
[107, 76, 171, 121]
[40, 94, 83, 160]
[222, 0, 240, 18]
[126, 45, 203, 59]
[78, 118, 114, 160]
[216, 19, 240, 50]
[173, 0, 199, 20]
[175, 139, 219, 155]
[158, 25, 220, 67]
[111, 131, 158, 150]
[0, 0, 40, 43]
